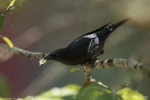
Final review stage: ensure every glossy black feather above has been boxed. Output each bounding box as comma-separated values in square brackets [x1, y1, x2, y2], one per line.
[67, 22, 111, 51]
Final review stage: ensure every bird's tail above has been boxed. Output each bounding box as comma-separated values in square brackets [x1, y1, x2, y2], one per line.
[97, 18, 131, 45]
[108, 18, 130, 30]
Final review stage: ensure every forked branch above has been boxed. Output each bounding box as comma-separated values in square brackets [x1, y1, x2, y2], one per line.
[83, 58, 150, 84]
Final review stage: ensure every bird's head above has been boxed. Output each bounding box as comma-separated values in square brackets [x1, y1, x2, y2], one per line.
[39, 48, 67, 65]
[45, 48, 66, 61]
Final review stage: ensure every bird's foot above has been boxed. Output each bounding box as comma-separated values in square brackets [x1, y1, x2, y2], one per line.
[85, 58, 99, 69]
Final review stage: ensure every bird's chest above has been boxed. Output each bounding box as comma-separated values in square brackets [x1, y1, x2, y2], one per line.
[62, 48, 88, 65]
[60, 46, 101, 65]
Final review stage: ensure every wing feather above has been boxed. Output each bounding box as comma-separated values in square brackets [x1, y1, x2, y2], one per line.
[67, 37, 91, 52]
[67, 22, 110, 53]
[68, 33, 100, 55]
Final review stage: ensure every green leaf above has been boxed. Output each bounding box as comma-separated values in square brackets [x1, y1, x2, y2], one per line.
[70, 68, 80, 73]
[76, 82, 120, 100]
[0, 16, 5, 31]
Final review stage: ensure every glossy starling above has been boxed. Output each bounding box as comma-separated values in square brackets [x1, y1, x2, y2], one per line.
[41, 18, 130, 65]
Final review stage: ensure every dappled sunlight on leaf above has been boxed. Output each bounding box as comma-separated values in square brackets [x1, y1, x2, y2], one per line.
[41, 84, 79, 98]
[17, 84, 80, 100]
[117, 88, 147, 100]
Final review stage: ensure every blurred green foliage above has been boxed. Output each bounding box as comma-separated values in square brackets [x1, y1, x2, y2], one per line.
[0, 83, 143, 100]
[0, 16, 5, 31]
[0, 75, 10, 97]
[0, 0, 27, 15]
[117, 88, 147, 100]
[17, 84, 80, 100]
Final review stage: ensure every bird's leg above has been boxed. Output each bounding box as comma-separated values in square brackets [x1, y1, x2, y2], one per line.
[87, 58, 99, 69]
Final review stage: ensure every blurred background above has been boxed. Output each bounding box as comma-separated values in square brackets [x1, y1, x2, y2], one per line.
[0, 0, 150, 99]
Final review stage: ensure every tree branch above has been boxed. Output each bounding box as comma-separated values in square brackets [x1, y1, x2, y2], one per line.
[84, 59, 150, 80]
[0, 43, 48, 59]
[0, 43, 150, 80]
[83, 66, 111, 90]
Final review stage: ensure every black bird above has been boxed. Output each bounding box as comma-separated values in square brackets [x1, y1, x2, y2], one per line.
[42, 18, 130, 65]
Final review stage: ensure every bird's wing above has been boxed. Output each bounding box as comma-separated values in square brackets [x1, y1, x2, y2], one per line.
[67, 36, 91, 52]
[83, 33, 100, 54]
[67, 22, 110, 51]
[68, 33, 99, 54]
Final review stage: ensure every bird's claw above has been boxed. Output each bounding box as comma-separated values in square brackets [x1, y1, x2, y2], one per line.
[85, 59, 98, 69]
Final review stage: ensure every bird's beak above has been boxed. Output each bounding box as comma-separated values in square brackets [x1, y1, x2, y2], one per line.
[44, 55, 55, 60]
[39, 55, 55, 65]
